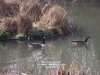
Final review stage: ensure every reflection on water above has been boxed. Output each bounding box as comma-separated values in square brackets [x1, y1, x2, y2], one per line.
[0, 4, 100, 75]
[0, 37, 98, 75]
[69, 43, 96, 75]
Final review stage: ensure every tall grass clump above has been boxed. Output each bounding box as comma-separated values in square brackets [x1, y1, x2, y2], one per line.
[20, 0, 42, 21]
[0, 18, 17, 36]
[0, 0, 19, 17]
[58, 61, 85, 75]
[0, 15, 32, 37]
[33, 5, 68, 29]
[32, 4, 69, 36]
[0, 0, 70, 38]
[15, 15, 32, 33]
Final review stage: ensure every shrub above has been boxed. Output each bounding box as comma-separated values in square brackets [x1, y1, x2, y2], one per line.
[0, 30, 10, 38]
[0, 18, 18, 36]
[16, 33, 27, 38]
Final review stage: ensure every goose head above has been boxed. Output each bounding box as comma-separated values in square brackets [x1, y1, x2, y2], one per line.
[85, 36, 90, 42]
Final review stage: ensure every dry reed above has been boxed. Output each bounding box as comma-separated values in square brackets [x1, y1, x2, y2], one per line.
[0, 1, 19, 17]
[33, 5, 68, 29]
[0, 14, 32, 35]
[0, 17, 17, 36]
[20, 0, 42, 21]
[32, 4, 69, 35]
[15, 14, 32, 33]
[0, 0, 69, 36]
[58, 61, 85, 75]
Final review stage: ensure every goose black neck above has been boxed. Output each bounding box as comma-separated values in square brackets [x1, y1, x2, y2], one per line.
[42, 36, 46, 44]
[85, 37, 89, 42]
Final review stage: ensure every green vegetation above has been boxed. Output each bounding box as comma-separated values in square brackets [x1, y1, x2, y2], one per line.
[0, 0, 70, 40]
[16, 33, 27, 38]
[0, 30, 10, 38]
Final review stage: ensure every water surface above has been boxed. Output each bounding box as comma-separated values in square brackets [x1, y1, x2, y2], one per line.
[0, 4, 100, 75]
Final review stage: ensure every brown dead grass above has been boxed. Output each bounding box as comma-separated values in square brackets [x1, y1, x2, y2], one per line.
[0, 17, 17, 36]
[32, 4, 69, 35]
[0, 2, 19, 17]
[15, 14, 32, 33]
[32, 5, 68, 29]
[0, 14, 32, 35]
[20, 0, 42, 21]
[4, 0, 20, 4]
[26, 2, 42, 21]
[0, 0, 69, 36]
[58, 61, 85, 75]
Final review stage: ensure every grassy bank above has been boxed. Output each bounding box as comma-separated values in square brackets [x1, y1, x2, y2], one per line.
[0, 0, 73, 41]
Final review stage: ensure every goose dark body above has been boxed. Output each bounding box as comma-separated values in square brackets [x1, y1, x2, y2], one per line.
[72, 37, 90, 45]
[28, 36, 46, 48]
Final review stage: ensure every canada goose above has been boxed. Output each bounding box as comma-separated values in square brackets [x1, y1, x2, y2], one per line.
[27, 36, 46, 49]
[72, 37, 90, 45]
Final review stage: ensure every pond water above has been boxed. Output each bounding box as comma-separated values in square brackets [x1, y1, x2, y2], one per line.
[0, 3, 100, 75]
